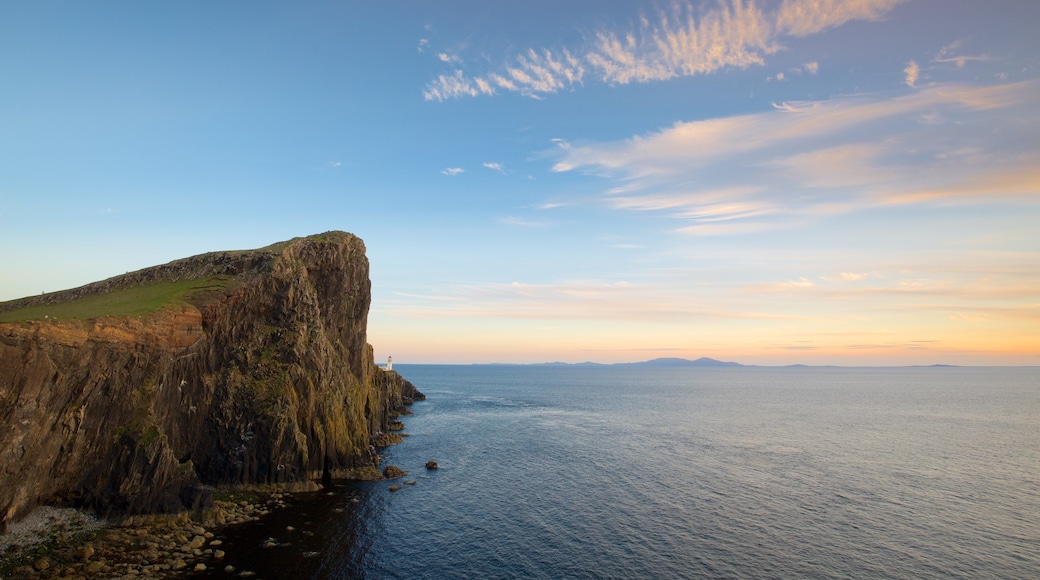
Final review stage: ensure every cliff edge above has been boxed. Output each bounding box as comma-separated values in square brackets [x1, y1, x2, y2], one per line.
[0, 231, 423, 531]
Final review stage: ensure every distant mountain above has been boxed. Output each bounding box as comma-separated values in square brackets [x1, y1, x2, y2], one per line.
[481, 357, 744, 367]
[532, 361, 606, 367]
[613, 357, 744, 368]
[467, 358, 960, 368]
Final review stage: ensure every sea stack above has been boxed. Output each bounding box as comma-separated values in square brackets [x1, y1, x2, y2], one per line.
[0, 231, 423, 531]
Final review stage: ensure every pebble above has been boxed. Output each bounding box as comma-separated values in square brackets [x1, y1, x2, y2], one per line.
[0, 492, 294, 577]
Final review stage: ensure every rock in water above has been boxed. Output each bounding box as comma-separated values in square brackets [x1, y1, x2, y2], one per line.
[0, 231, 424, 531]
[383, 465, 407, 479]
[426, 460, 439, 470]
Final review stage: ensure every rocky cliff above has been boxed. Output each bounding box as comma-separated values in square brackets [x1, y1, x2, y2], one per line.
[0, 231, 423, 532]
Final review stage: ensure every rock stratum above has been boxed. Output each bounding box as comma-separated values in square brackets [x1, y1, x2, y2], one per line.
[0, 231, 423, 532]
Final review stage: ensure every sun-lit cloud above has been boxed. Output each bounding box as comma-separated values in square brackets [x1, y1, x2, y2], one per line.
[441, 167, 464, 176]
[376, 278, 801, 323]
[774, 0, 905, 36]
[424, 70, 496, 101]
[804, 61, 819, 74]
[935, 40, 993, 69]
[549, 81, 1040, 234]
[370, 242, 1040, 364]
[820, 272, 869, 282]
[904, 60, 920, 87]
[424, 0, 906, 101]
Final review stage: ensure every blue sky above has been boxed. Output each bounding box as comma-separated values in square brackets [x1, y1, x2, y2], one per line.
[2, 0, 1038, 365]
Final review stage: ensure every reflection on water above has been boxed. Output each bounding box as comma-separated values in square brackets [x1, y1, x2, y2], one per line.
[192, 480, 386, 579]
[194, 366, 1040, 579]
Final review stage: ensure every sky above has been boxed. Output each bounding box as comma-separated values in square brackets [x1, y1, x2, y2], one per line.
[1, 0, 1038, 366]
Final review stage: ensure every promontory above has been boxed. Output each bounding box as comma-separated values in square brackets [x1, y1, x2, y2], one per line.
[0, 231, 422, 532]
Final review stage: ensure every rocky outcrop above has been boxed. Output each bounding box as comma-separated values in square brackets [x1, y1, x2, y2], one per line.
[0, 231, 423, 532]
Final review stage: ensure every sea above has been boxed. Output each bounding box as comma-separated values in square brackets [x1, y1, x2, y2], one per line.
[199, 365, 1040, 579]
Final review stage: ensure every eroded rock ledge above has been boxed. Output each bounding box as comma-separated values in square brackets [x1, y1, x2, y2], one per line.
[0, 231, 423, 531]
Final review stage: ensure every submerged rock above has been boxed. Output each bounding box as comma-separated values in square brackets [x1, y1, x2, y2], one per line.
[425, 460, 439, 470]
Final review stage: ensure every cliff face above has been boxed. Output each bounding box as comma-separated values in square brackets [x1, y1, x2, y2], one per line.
[0, 232, 422, 531]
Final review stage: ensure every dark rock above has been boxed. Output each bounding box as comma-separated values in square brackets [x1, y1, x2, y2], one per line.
[0, 232, 424, 530]
[382, 465, 407, 480]
[425, 460, 439, 470]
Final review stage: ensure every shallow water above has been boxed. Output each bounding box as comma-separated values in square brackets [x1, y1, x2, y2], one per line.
[202, 366, 1040, 579]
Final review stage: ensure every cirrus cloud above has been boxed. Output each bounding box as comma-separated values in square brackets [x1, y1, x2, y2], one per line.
[549, 81, 1040, 234]
[424, 0, 906, 101]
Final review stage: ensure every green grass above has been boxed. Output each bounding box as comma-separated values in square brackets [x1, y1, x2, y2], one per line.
[0, 276, 237, 323]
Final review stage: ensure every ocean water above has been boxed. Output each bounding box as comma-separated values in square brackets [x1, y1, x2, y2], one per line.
[202, 365, 1040, 579]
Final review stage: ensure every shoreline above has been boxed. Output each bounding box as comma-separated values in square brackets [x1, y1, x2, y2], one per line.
[1, 393, 420, 579]
[0, 489, 294, 578]
[1, 444, 413, 579]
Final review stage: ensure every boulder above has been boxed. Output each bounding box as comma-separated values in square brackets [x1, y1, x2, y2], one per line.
[382, 465, 407, 479]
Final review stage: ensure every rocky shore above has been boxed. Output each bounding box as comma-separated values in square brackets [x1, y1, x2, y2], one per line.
[0, 489, 294, 579]
[1, 430, 427, 579]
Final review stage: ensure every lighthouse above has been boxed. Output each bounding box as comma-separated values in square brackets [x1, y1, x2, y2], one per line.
[385, 355, 393, 371]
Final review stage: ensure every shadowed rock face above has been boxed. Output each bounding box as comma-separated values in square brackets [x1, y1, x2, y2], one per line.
[0, 232, 423, 531]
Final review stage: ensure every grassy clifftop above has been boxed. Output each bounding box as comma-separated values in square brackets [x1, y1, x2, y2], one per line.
[0, 276, 237, 323]
[0, 232, 359, 323]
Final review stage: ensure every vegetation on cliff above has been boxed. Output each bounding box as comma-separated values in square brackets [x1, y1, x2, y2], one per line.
[0, 231, 423, 532]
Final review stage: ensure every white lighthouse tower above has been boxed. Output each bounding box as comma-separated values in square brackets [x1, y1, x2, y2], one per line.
[385, 355, 393, 371]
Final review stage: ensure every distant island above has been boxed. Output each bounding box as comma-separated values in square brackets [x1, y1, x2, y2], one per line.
[521, 357, 744, 367]
[474, 357, 962, 368]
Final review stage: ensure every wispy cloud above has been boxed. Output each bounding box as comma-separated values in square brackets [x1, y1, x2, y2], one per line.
[483, 162, 505, 173]
[379, 278, 799, 322]
[424, 0, 906, 101]
[774, 0, 904, 36]
[424, 70, 495, 101]
[499, 216, 554, 228]
[550, 81, 1039, 234]
[935, 40, 993, 69]
[441, 167, 464, 176]
[904, 60, 919, 87]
